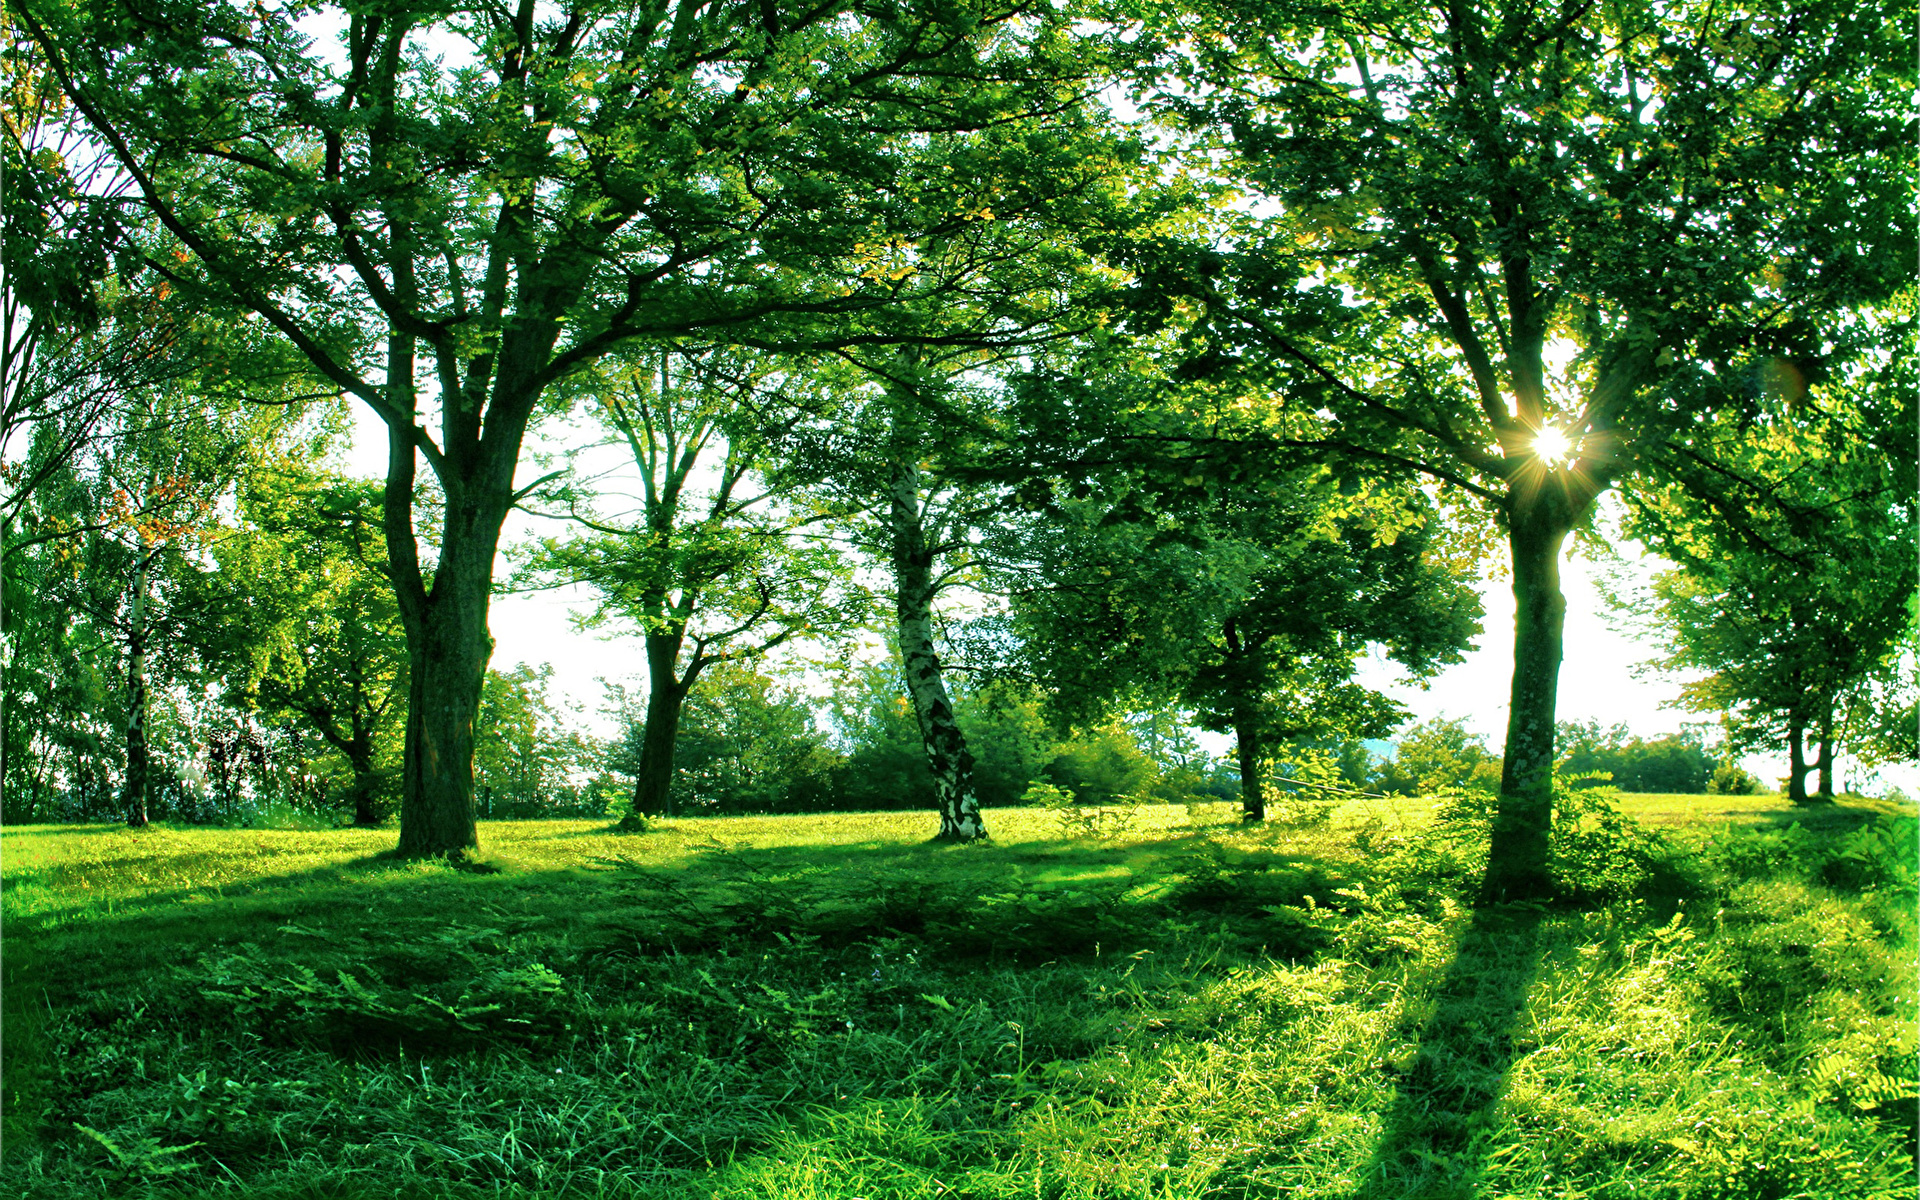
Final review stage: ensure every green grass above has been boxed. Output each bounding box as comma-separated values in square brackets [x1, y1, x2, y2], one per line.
[3, 794, 1914, 1199]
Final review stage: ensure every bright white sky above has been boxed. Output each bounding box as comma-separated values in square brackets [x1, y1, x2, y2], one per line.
[345, 407, 1914, 799]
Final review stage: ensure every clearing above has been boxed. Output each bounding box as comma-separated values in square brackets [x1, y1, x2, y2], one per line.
[2, 794, 1913, 1199]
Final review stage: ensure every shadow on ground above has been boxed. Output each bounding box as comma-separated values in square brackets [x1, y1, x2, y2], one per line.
[1354, 903, 1547, 1199]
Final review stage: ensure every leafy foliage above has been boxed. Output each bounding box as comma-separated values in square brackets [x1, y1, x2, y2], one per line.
[1554, 720, 1717, 794]
[474, 665, 605, 819]
[1620, 364, 1918, 801]
[1371, 717, 1503, 798]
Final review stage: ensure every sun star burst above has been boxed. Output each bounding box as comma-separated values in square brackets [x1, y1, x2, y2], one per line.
[1533, 425, 1576, 465]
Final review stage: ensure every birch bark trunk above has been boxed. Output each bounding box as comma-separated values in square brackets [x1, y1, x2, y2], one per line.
[887, 430, 985, 842]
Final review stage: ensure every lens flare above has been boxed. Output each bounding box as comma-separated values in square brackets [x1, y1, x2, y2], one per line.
[1533, 425, 1575, 465]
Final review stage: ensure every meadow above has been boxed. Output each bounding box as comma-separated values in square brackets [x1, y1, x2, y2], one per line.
[2, 792, 1914, 1199]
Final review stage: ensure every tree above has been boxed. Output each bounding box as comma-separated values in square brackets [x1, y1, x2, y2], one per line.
[1, 376, 298, 823]
[872, 355, 1005, 839]
[1619, 365, 1917, 803]
[473, 664, 599, 818]
[21, 0, 1138, 856]
[793, 208, 1149, 840]
[1003, 458, 1480, 819]
[1, 13, 148, 535]
[194, 463, 409, 825]
[1554, 720, 1713, 794]
[1131, 0, 1912, 892]
[527, 345, 857, 819]
[1372, 717, 1503, 797]
[608, 659, 839, 814]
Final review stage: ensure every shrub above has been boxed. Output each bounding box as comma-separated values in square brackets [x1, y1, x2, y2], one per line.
[1707, 758, 1761, 795]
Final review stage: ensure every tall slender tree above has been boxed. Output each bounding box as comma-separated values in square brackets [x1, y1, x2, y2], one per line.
[774, 145, 1159, 840]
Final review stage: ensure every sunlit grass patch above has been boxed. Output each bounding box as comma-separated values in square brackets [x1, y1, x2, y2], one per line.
[3, 797, 1913, 1200]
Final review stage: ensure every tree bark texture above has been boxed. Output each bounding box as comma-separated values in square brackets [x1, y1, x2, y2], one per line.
[1484, 511, 1570, 900]
[387, 374, 509, 857]
[1786, 718, 1812, 805]
[888, 455, 986, 842]
[631, 632, 694, 817]
[394, 592, 490, 856]
[1234, 707, 1266, 821]
[122, 539, 151, 828]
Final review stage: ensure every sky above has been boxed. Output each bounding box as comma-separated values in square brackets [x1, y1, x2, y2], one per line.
[345, 408, 1916, 800]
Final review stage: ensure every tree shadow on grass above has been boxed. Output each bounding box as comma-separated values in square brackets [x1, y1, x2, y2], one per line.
[1353, 902, 1547, 1200]
[5, 820, 1346, 1157]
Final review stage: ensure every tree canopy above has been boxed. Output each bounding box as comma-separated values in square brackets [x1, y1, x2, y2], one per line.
[3, 0, 1908, 886]
[1120, 0, 1914, 893]
[16, 0, 1146, 854]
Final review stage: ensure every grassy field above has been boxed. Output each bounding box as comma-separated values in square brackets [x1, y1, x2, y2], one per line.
[3, 793, 1914, 1199]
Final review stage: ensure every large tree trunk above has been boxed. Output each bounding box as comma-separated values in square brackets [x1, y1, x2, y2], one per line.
[381, 320, 525, 858]
[1234, 706, 1265, 821]
[122, 539, 151, 828]
[888, 452, 985, 842]
[388, 437, 505, 857]
[394, 587, 490, 855]
[1785, 716, 1811, 805]
[631, 632, 693, 817]
[1483, 509, 1570, 900]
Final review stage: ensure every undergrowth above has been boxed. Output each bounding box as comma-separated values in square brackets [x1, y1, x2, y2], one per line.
[2, 796, 1913, 1199]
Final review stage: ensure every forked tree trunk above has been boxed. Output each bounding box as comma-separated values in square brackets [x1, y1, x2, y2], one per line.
[123, 538, 151, 828]
[1234, 707, 1265, 821]
[1483, 510, 1571, 901]
[311, 699, 386, 826]
[389, 422, 510, 856]
[888, 453, 985, 842]
[631, 632, 696, 817]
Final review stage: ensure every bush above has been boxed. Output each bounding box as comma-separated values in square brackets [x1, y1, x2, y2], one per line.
[1372, 717, 1501, 795]
[1549, 783, 1667, 904]
[1707, 758, 1761, 795]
